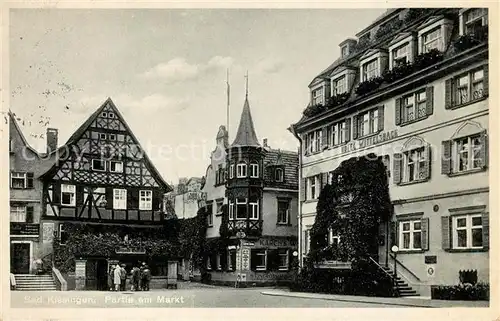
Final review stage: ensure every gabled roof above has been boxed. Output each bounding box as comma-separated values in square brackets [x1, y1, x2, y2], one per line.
[40, 97, 172, 192]
[8, 111, 40, 156]
[263, 148, 299, 190]
[360, 48, 387, 60]
[230, 97, 260, 148]
[388, 31, 416, 46]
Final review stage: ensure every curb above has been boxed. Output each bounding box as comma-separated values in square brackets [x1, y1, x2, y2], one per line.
[260, 291, 433, 308]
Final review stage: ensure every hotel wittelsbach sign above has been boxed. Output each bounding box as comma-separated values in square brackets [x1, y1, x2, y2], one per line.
[341, 130, 398, 154]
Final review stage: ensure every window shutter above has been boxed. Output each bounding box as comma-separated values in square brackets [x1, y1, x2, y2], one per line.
[27, 172, 34, 189]
[106, 188, 114, 209]
[300, 178, 306, 202]
[321, 127, 328, 149]
[53, 183, 61, 204]
[352, 115, 358, 139]
[250, 250, 258, 271]
[482, 212, 489, 249]
[76, 186, 84, 206]
[393, 153, 402, 184]
[395, 98, 402, 125]
[441, 140, 452, 175]
[152, 190, 160, 211]
[378, 105, 384, 131]
[483, 64, 489, 96]
[390, 221, 397, 247]
[479, 130, 488, 169]
[421, 217, 429, 251]
[441, 216, 451, 250]
[445, 78, 453, 109]
[426, 86, 434, 116]
[345, 118, 351, 142]
[26, 206, 34, 223]
[423, 144, 431, 180]
[322, 172, 328, 187]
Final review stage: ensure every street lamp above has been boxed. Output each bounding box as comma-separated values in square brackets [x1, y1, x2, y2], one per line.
[391, 245, 399, 277]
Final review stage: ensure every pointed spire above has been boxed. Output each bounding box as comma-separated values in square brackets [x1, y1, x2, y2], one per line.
[231, 74, 260, 148]
[245, 70, 249, 99]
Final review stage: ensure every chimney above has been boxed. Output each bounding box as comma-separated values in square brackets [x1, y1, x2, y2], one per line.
[46, 128, 58, 154]
[263, 138, 268, 147]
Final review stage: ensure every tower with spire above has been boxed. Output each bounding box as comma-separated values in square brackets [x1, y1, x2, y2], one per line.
[226, 73, 265, 237]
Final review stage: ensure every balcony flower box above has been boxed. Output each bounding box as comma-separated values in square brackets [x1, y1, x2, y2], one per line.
[453, 25, 488, 52]
[303, 103, 326, 118]
[355, 76, 384, 96]
[325, 92, 350, 109]
[383, 61, 415, 84]
[413, 49, 444, 71]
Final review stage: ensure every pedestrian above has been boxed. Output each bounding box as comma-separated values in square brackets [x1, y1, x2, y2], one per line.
[139, 262, 146, 290]
[120, 263, 127, 291]
[113, 264, 121, 291]
[141, 264, 151, 291]
[107, 266, 114, 291]
[131, 264, 140, 291]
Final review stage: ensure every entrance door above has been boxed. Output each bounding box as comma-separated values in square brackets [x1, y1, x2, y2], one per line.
[96, 259, 108, 291]
[11, 243, 30, 274]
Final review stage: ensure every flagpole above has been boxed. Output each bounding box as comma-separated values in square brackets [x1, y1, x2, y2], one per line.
[226, 68, 230, 141]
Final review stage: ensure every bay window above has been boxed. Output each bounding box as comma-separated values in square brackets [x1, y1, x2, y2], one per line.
[236, 162, 247, 178]
[235, 198, 247, 220]
[229, 164, 234, 179]
[139, 190, 152, 210]
[229, 201, 234, 220]
[250, 163, 259, 178]
[249, 201, 259, 220]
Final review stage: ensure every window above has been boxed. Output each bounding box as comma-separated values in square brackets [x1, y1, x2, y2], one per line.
[237, 163, 247, 178]
[139, 190, 152, 210]
[61, 184, 76, 206]
[402, 89, 427, 123]
[249, 201, 259, 220]
[108, 112, 115, 118]
[399, 220, 422, 250]
[453, 68, 485, 106]
[99, 133, 107, 140]
[362, 58, 379, 81]
[216, 200, 223, 215]
[229, 201, 234, 219]
[278, 249, 289, 270]
[101, 112, 107, 118]
[332, 75, 347, 95]
[250, 163, 259, 178]
[11, 172, 26, 189]
[236, 198, 247, 220]
[207, 204, 213, 226]
[327, 120, 347, 146]
[307, 175, 320, 200]
[403, 147, 427, 183]
[305, 129, 322, 154]
[59, 224, 68, 245]
[229, 164, 234, 179]
[422, 27, 441, 53]
[10, 205, 26, 222]
[92, 159, 106, 171]
[454, 135, 482, 172]
[113, 189, 127, 210]
[274, 168, 284, 182]
[109, 134, 116, 141]
[110, 161, 123, 173]
[277, 199, 290, 224]
[453, 214, 483, 249]
[392, 43, 409, 67]
[312, 87, 324, 105]
[357, 108, 378, 137]
[341, 45, 349, 57]
[254, 249, 267, 271]
[463, 8, 487, 35]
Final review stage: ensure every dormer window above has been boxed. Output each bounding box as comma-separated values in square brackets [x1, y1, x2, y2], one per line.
[362, 59, 379, 81]
[332, 75, 347, 96]
[275, 168, 284, 182]
[392, 43, 409, 67]
[341, 45, 349, 58]
[422, 27, 441, 53]
[461, 8, 488, 36]
[312, 87, 324, 105]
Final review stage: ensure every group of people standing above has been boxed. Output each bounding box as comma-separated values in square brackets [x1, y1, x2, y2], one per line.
[108, 262, 151, 291]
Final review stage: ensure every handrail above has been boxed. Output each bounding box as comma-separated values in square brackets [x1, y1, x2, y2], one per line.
[389, 253, 421, 282]
[368, 256, 399, 297]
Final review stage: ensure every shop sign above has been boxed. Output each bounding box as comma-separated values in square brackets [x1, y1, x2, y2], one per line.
[243, 242, 255, 246]
[341, 130, 398, 154]
[258, 238, 297, 248]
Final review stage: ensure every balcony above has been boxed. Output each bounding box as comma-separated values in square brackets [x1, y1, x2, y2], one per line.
[10, 222, 40, 236]
[227, 219, 263, 237]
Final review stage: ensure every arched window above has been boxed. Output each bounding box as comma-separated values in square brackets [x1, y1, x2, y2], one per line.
[274, 168, 284, 182]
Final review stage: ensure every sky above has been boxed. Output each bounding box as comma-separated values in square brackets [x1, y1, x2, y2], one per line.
[8, 8, 386, 184]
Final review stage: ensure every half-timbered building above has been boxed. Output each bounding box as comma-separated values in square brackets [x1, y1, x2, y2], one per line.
[39, 98, 173, 290]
